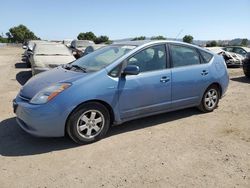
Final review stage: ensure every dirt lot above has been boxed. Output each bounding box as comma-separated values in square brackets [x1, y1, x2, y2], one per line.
[0, 46, 249, 188]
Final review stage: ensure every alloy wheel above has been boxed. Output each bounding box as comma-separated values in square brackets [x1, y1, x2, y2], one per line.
[76, 110, 105, 139]
[204, 89, 218, 110]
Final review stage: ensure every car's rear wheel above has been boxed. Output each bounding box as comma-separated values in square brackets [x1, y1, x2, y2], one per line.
[66, 102, 110, 144]
[198, 85, 220, 112]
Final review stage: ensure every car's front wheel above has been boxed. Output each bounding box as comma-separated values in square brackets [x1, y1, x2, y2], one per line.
[198, 85, 220, 112]
[66, 102, 110, 144]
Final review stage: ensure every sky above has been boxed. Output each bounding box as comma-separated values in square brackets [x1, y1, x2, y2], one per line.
[0, 0, 250, 40]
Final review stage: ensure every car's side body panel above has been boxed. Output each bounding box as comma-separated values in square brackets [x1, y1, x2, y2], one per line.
[118, 69, 172, 119]
[171, 63, 211, 108]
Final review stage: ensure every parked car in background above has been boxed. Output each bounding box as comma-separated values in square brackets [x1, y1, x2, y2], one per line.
[223, 46, 250, 57]
[70, 40, 94, 58]
[23, 40, 48, 67]
[62, 39, 72, 47]
[81, 44, 106, 57]
[242, 52, 250, 77]
[30, 42, 75, 75]
[207, 47, 244, 67]
[13, 40, 229, 144]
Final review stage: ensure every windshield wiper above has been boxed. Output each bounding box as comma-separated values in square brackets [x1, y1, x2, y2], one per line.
[71, 65, 87, 72]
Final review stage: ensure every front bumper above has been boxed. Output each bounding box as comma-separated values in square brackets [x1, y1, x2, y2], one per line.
[13, 96, 67, 137]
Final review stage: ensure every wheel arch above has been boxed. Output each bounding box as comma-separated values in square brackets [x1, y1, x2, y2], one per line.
[64, 99, 115, 136]
[206, 82, 222, 98]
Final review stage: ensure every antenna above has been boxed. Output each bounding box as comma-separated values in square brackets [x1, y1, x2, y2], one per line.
[175, 29, 183, 40]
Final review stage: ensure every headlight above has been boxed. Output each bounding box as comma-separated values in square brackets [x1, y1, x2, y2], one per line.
[30, 83, 71, 104]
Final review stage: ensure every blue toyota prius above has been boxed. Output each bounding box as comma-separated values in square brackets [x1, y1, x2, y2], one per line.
[13, 41, 229, 144]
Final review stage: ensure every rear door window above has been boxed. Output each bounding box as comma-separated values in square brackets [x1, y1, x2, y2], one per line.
[169, 45, 201, 68]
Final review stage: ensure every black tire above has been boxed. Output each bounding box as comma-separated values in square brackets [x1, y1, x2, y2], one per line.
[243, 70, 250, 78]
[26, 61, 31, 68]
[66, 102, 110, 144]
[25, 57, 31, 68]
[198, 85, 220, 113]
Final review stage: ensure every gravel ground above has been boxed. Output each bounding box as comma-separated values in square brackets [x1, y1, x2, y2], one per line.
[0, 46, 249, 188]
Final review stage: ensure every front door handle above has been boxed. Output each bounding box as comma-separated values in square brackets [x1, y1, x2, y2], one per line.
[201, 70, 209, 76]
[160, 76, 170, 83]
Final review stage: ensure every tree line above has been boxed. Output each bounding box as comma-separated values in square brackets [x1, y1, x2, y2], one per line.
[0, 24, 40, 43]
[0, 24, 248, 47]
[77, 32, 111, 44]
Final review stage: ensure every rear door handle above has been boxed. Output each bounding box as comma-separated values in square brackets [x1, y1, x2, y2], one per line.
[160, 76, 170, 83]
[201, 70, 209, 76]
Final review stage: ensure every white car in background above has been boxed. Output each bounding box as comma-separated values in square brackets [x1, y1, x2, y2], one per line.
[206, 47, 245, 67]
[222, 46, 250, 57]
[30, 43, 75, 75]
[81, 44, 106, 56]
[62, 39, 73, 47]
[70, 40, 95, 58]
[23, 40, 48, 67]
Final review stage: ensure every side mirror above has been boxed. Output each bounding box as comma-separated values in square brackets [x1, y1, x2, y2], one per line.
[122, 65, 140, 76]
[22, 45, 27, 49]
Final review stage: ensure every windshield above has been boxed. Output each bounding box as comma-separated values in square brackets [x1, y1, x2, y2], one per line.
[71, 45, 136, 72]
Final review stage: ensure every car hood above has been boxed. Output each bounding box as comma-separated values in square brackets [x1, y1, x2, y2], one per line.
[34, 55, 75, 67]
[19, 66, 86, 99]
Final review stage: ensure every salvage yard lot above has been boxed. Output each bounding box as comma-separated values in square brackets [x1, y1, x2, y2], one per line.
[0, 46, 249, 187]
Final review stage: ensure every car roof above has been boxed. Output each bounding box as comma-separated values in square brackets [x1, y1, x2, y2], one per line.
[112, 40, 198, 47]
[112, 40, 211, 53]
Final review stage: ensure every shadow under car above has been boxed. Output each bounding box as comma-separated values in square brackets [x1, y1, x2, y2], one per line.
[0, 108, 200, 157]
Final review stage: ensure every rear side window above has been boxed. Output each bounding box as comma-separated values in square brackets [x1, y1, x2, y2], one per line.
[199, 50, 213, 63]
[169, 45, 200, 68]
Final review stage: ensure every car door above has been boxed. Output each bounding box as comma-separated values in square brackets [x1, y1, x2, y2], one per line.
[118, 44, 172, 120]
[169, 44, 211, 109]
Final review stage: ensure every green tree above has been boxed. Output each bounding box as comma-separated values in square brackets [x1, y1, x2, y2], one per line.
[6, 24, 39, 43]
[183, 35, 193, 43]
[241, 38, 248, 46]
[151, 35, 166, 40]
[0, 36, 8, 43]
[94, 35, 109, 44]
[206, 40, 217, 47]
[132, 36, 146, 41]
[77, 32, 96, 41]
